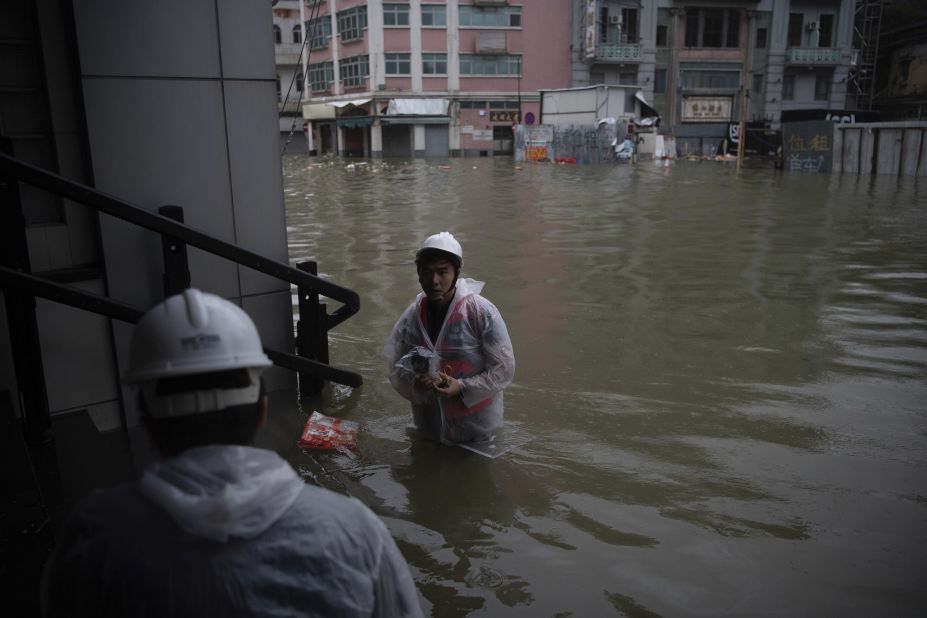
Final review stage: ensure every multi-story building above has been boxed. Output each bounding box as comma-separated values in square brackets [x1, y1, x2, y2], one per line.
[289, 0, 573, 157]
[572, 0, 859, 153]
[276, 1, 863, 158]
[273, 0, 311, 153]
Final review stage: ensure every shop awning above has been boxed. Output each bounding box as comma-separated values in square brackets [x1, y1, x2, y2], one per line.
[386, 98, 449, 116]
[302, 103, 336, 120]
[635, 91, 660, 119]
[380, 117, 450, 125]
[330, 98, 372, 108]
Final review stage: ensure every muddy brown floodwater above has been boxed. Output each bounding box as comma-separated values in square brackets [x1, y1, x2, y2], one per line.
[276, 155, 927, 617]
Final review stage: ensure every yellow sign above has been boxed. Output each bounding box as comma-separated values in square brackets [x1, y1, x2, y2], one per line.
[526, 146, 548, 161]
[490, 111, 521, 123]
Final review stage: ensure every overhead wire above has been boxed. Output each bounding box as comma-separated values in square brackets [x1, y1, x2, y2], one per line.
[280, 0, 324, 155]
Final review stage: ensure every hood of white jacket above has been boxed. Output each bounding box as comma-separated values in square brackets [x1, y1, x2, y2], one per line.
[415, 277, 484, 305]
[139, 445, 305, 543]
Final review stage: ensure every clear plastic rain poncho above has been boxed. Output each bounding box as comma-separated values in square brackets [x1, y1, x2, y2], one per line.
[41, 445, 422, 617]
[385, 277, 515, 443]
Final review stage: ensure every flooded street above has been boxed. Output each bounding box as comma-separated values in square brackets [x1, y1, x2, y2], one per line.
[279, 156, 927, 616]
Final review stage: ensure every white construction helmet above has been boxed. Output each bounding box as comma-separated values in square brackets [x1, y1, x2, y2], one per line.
[124, 289, 272, 418]
[416, 232, 463, 267]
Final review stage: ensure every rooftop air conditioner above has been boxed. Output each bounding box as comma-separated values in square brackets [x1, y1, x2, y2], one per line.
[806, 21, 818, 31]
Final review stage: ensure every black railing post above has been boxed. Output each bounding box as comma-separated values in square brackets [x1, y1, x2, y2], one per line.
[296, 261, 330, 397]
[158, 205, 191, 297]
[0, 137, 52, 445]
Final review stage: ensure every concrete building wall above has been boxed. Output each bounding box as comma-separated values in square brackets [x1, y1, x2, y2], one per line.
[73, 0, 295, 426]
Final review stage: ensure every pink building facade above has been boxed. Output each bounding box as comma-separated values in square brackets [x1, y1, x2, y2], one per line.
[298, 0, 572, 157]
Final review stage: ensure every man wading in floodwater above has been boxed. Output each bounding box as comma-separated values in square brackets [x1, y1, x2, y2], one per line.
[386, 232, 515, 444]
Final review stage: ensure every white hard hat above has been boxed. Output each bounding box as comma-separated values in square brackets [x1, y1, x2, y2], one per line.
[124, 289, 272, 418]
[417, 232, 463, 264]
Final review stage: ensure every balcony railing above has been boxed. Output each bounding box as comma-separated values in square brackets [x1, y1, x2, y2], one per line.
[786, 47, 840, 65]
[595, 43, 642, 62]
[275, 43, 303, 65]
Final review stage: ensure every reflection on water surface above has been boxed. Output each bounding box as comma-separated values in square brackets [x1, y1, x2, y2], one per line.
[278, 156, 927, 616]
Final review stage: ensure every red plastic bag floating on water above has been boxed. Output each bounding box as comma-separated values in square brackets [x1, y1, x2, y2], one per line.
[299, 411, 358, 450]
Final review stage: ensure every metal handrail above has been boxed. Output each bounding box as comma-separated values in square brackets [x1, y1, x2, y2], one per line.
[0, 267, 362, 387]
[0, 152, 359, 327]
[0, 151, 362, 386]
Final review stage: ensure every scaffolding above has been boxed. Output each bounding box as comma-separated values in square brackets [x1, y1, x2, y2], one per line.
[847, 0, 884, 110]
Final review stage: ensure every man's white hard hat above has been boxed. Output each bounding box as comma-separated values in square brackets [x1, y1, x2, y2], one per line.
[124, 289, 272, 418]
[417, 232, 463, 264]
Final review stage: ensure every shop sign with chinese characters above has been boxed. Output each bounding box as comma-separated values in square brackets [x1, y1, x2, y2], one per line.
[681, 97, 732, 123]
[782, 120, 834, 173]
[490, 111, 521, 123]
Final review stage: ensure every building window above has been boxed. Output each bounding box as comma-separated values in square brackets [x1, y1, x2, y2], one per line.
[621, 8, 639, 43]
[654, 68, 667, 94]
[458, 5, 521, 28]
[422, 52, 447, 75]
[680, 69, 740, 89]
[787, 14, 803, 47]
[385, 53, 410, 75]
[421, 4, 446, 27]
[726, 10, 740, 48]
[656, 25, 668, 47]
[459, 54, 521, 76]
[292, 25, 302, 44]
[459, 100, 488, 109]
[782, 74, 795, 100]
[819, 14, 835, 47]
[307, 17, 331, 49]
[685, 10, 699, 46]
[685, 8, 740, 48]
[340, 55, 369, 88]
[702, 9, 724, 47]
[276, 75, 281, 100]
[338, 6, 367, 42]
[756, 27, 767, 49]
[383, 3, 409, 27]
[599, 7, 609, 43]
[488, 100, 520, 110]
[273, 24, 281, 45]
[814, 75, 830, 101]
[307, 62, 333, 92]
[752, 73, 763, 94]
[296, 73, 304, 93]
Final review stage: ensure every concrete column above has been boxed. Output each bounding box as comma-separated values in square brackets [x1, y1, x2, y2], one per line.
[368, 0, 385, 89]
[71, 1, 296, 430]
[411, 0, 423, 91]
[449, 100, 461, 155]
[413, 124, 426, 156]
[329, 0, 342, 95]
[371, 121, 383, 157]
[447, 0, 460, 91]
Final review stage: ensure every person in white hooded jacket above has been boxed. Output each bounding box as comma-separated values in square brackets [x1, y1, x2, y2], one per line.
[41, 289, 422, 618]
[385, 233, 515, 443]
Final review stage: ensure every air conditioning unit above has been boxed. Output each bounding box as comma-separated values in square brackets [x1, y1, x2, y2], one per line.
[609, 15, 621, 25]
[806, 21, 818, 31]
